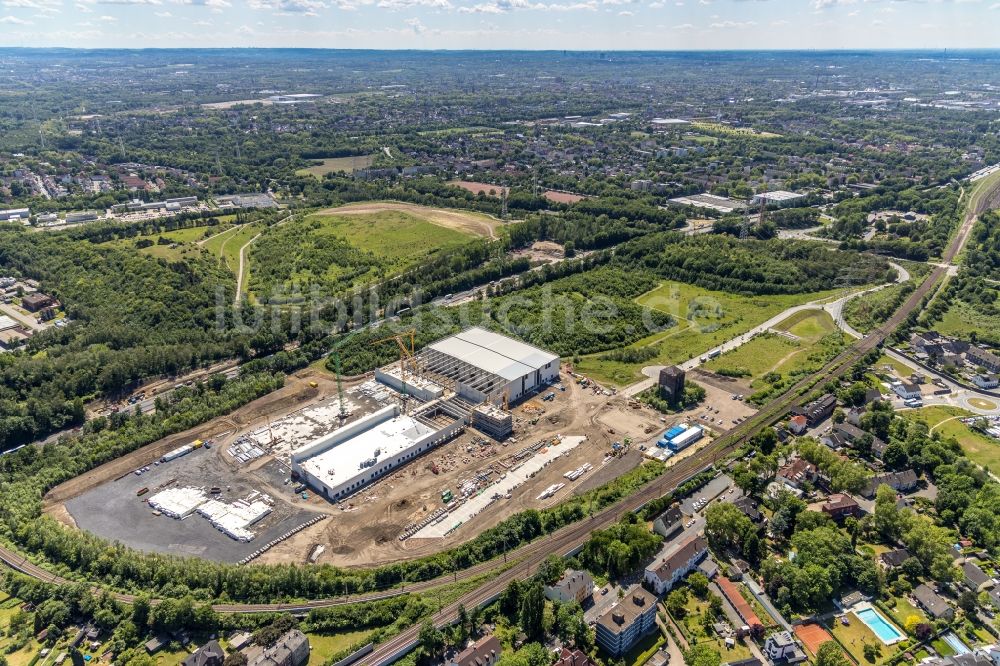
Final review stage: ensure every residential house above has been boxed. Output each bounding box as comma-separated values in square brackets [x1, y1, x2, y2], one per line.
[892, 382, 922, 400]
[183, 641, 225, 666]
[861, 470, 918, 498]
[913, 583, 954, 621]
[962, 560, 996, 593]
[967, 347, 1000, 373]
[864, 388, 883, 405]
[776, 459, 818, 491]
[595, 586, 658, 657]
[545, 569, 594, 605]
[553, 648, 595, 666]
[791, 394, 837, 426]
[652, 505, 684, 539]
[973, 375, 999, 390]
[247, 629, 310, 666]
[788, 415, 808, 435]
[871, 436, 890, 460]
[733, 496, 765, 526]
[822, 494, 864, 520]
[878, 548, 911, 571]
[644, 536, 709, 595]
[448, 635, 502, 666]
[763, 631, 807, 664]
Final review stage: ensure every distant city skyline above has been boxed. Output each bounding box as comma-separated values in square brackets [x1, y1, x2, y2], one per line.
[0, 0, 998, 50]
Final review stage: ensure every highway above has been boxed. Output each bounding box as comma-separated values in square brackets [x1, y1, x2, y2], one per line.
[0, 176, 998, 663]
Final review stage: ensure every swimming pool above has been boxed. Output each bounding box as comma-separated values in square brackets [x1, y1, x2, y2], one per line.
[855, 607, 905, 645]
[942, 632, 971, 655]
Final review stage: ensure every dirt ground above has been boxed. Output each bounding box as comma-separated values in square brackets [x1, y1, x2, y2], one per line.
[45, 363, 759, 569]
[44, 368, 342, 508]
[315, 201, 502, 239]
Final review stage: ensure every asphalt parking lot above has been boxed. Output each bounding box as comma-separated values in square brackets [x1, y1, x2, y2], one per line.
[65, 446, 318, 562]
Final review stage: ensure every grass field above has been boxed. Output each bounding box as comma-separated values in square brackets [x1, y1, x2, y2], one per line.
[874, 354, 916, 379]
[101, 224, 233, 262]
[310, 210, 472, 269]
[316, 201, 501, 239]
[909, 405, 1000, 470]
[201, 223, 263, 272]
[306, 630, 373, 665]
[933, 299, 1000, 344]
[575, 283, 845, 387]
[296, 155, 375, 178]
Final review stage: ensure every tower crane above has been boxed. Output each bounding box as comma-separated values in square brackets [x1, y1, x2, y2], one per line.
[372, 329, 419, 413]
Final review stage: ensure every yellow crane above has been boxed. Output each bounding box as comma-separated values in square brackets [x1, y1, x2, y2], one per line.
[372, 329, 419, 411]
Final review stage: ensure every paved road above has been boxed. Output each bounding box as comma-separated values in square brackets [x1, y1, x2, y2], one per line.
[0, 301, 45, 332]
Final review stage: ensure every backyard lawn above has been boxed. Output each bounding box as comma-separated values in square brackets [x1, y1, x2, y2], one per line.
[306, 629, 373, 665]
[669, 591, 753, 663]
[828, 614, 895, 666]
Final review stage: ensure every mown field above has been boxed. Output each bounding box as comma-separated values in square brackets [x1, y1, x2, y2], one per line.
[909, 405, 1000, 471]
[248, 205, 484, 294]
[574, 281, 845, 386]
[703, 309, 842, 380]
[295, 155, 375, 179]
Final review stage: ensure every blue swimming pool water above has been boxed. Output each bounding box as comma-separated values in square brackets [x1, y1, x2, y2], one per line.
[943, 632, 971, 655]
[856, 608, 905, 644]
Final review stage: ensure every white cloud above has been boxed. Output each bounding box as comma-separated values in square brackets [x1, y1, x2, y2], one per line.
[617, 8, 631, 13]
[99, 12, 116, 18]
[248, 0, 323, 13]
[708, 18, 755, 27]
[0, 12, 32, 20]
[404, 15, 425, 31]
[458, 0, 595, 13]
[670, 21, 691, 27]
[377, 0, 450, 9]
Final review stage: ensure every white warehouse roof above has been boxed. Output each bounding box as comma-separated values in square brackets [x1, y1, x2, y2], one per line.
[755, 190, 804, 202]
[426, 327, 559, 381]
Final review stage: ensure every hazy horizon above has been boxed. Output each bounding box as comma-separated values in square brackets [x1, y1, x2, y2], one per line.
[1, 0, 999, 51]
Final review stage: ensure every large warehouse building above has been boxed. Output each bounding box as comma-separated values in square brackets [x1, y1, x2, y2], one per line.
[291, 404, 464, 501]
[378, 327, 560, 405]
[294, 327, 559, 501]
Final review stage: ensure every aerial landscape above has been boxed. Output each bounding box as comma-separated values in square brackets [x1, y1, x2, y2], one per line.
[1, 24, 1000, 666]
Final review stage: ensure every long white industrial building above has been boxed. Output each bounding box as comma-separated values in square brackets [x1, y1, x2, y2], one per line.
[291, 404, 465, 501]
[384, 326, 560, 405]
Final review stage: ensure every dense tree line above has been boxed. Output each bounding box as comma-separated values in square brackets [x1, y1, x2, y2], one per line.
[615, 232, 891, 296]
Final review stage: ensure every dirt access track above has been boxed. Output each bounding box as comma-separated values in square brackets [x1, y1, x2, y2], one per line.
[315, 201, 502, 239]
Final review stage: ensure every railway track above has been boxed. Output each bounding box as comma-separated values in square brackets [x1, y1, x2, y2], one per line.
[0, 177, 995, 661]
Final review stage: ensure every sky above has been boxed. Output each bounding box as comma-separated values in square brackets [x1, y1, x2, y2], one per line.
[0, 0, 998, 50]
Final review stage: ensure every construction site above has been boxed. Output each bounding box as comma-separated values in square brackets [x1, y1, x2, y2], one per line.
[46, 329, 755, 567]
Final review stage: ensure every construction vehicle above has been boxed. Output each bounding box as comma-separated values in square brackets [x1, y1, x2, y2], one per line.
[309, 381, 318, 388]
